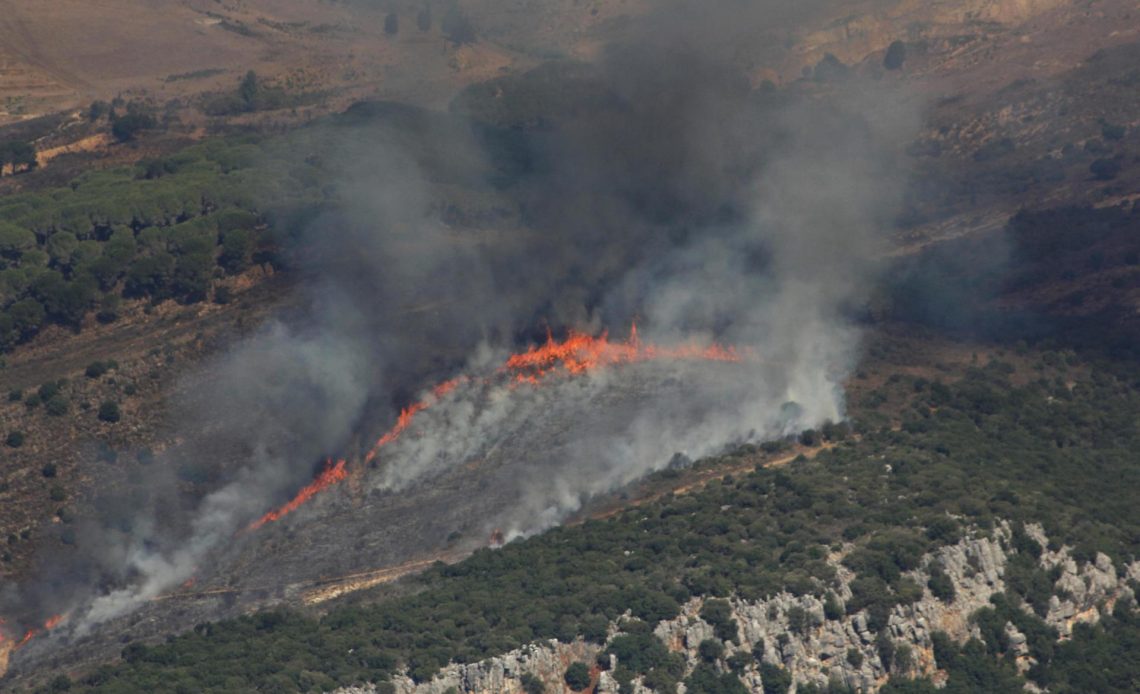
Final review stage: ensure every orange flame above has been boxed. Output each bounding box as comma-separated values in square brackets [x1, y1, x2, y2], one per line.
[504, 325, 741, 381]
[0, 613, 66, 652]
[363, 403, 428, 464]
[246, 327, 744, 530]
[362, 377, 467, 465]
[246, 458, 348, 531]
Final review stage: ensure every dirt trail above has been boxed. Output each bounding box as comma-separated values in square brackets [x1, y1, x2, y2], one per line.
[34, 133, 111, 167]
[582, 441, 838, 523]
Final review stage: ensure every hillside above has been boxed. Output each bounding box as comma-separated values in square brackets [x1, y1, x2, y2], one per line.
[0, 1, 1139, 692]
[23, 334, 1140, 692]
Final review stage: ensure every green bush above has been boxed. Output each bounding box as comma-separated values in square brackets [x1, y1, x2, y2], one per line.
[45, 394, 69, 416]
[520, 672, 545, 694]
[5, 431, 24, 448]
[928, 564, 956, 603]
[759, 663, 792, 694]
[98, 401, 122, 423]
[698, 638, 724, 662]
[563, 662, 590, 691]
[700, 598, 739, 643]
[687, 663, 748, 694]
[607, 632, 670, 675]
[823, 593, 843, 620]
[111, 111, 157, 142]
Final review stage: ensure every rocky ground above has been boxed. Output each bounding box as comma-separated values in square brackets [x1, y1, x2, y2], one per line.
[354, 521, 1137, 693]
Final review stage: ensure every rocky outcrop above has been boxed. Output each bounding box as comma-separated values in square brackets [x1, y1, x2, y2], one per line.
[651, 528, 1010, 692]
[330, 523, 1140, 694]
[340, 640, 601, 694]
[1034, 524, 1139, 638]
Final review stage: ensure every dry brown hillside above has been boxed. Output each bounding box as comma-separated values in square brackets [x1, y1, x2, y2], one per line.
[0, 0, 1128, 129]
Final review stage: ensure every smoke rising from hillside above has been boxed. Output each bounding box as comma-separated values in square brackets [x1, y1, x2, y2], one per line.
[2, 1, 920, 652]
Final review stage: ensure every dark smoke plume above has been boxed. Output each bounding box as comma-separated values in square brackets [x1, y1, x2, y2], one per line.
[2, 0, 921, 643]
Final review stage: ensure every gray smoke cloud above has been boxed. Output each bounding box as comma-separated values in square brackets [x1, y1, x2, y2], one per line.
[370, 73, 919, 538]
[3, 0, 921, 650]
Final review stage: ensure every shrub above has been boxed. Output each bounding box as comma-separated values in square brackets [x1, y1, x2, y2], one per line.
[563, 662, 591, 691]
[38, 381, 61, 401]
[98, 401, 122, 423]
[876, 632, 895, 671]
[688, 664, 749, 694]
[5, 431, 24, 448]
[112, 112, 157, 142]
[1101, 122, 1126, 141]
[86, 361, 109, 379]
[520, 672, 544, 694]
[847, 648, 864, 668]
[49, 484, 66, 502]
[700, 598, 739, 643]
[1090, 157, 1122, 181]
[759, 663, 792, 694]
[895, 643, 914, 674]
[752, 640, 766, 661]
[884, 41, 907, 70]
[607, 633, 670, 675]
[786, 605, 817, 634]
[42, 463, 57, 478]
[823, 593, 843, 620]
[45, 395, 69, 416]
[928, 564, 957, 602]
[698, 638, 725, 662]
[726, 652, 752, 673]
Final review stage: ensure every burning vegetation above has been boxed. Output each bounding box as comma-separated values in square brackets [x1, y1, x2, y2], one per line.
[0, 613, 65, 665]
[248, 325, 744, 529]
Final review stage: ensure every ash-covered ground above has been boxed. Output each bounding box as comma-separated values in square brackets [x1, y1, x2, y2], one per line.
[7, 358, 787, 680]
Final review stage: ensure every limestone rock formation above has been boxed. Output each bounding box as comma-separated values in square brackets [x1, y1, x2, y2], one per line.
[330, 522, 1140, 694]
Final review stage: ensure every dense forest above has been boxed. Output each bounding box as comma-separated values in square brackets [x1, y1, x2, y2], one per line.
[0, 133, 334, 352]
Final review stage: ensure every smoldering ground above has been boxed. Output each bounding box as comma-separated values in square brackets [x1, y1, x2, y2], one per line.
[1, 0, 920, 661]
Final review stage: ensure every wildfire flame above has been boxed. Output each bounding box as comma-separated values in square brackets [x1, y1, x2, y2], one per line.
[0, 614, 66, 653]
[504, 324, 741, 382]
[247, 325, 743, 529]
[246, 458, 348, 531]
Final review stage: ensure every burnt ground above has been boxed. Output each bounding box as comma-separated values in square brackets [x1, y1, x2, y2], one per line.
[3, 320, 1077, 686]
[6, 358, 785, 681]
